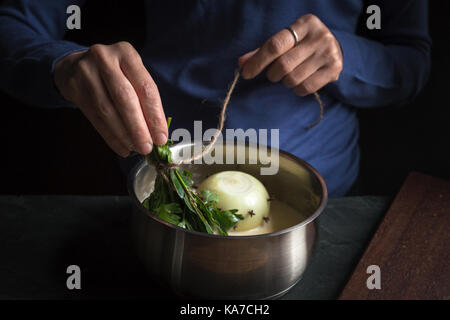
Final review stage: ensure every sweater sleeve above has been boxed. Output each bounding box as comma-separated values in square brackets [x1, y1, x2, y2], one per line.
[325, 0, 431, 108]
[0, 0, 88, 108]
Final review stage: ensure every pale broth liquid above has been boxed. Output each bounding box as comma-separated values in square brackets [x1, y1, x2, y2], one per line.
[228, 200, 306, 236]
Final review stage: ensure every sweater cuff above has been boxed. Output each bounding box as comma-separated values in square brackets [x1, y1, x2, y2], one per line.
[331, 30, 362, 79]
[45, 41, 88, 108]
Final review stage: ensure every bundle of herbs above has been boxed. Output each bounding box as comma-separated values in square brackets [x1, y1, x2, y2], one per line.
[142, 118, 244, 235]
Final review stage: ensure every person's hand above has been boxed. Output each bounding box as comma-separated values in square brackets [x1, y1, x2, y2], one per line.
[54, 41, 168, 157]
[238, 14, 343, 97]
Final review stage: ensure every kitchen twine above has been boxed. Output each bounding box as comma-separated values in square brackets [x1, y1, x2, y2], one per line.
[158, 68, 323, 174]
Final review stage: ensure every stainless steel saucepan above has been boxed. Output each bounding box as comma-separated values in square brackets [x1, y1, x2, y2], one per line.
[128, 141, 327, 299]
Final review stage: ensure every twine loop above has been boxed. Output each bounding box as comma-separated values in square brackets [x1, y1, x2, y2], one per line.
[159, 69, 323, 169]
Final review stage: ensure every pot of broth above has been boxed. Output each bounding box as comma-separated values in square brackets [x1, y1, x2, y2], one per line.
[128, 141, 327, 299]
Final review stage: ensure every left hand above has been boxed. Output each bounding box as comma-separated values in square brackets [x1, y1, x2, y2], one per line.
[238, 14, 343, 96]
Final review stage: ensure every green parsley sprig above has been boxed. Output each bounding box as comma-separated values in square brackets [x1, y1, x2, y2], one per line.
[142, 117, 243, 235]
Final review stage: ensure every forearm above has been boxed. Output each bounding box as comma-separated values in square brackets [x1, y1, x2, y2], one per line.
[0, 0, 87, 108]
[325, 0, 431, 108]
[326, 30, 431, 107]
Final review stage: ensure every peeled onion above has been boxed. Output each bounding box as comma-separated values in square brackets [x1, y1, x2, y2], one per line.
[197, 171, 270, 231]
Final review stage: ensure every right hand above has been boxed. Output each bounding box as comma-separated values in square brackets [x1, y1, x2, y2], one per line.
[54, 41, 168, 157]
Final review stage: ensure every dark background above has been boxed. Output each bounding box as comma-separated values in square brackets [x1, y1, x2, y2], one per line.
[0, 1, 448, 196]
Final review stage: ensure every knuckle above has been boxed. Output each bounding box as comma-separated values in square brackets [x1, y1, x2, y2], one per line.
[116, 41, 134, 52]
[283, 73, 297, 88]
[127, 50, 141, 63]
[321, 31, 336, 45]
[324, 46, 343, 71]
[116, 42, 141, 63]
[323, 46, 338, 61]
[139, 81, 156, 99]
[88, 44, 106, 60]
[277, 56, 291, 74]
[118, 41, 132, 48]
[126, 48, 140, 61]
[148, 113, 164, 128]
[303, 13, 318, 24]
[89, 44, 103, 53]
[97, 104, 111, 118]
[323, 30, 335, 39]
[114, 83, 134, 101]
[267, 37, 284, 55]
[333, 59, 343, 73]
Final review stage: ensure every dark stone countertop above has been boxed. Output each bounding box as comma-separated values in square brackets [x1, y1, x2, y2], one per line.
[0, 195, 390, 300]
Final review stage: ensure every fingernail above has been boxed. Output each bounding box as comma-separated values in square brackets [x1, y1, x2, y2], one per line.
[141, 143, 153, 155]
[237, 57, 245, 68]
[241, 68, 250, 79]
[155, 133, 168, 146]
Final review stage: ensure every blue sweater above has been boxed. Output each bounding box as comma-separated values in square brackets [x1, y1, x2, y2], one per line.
[0, 0, 431, 196]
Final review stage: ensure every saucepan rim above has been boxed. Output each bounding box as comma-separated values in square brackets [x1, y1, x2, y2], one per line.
[127, 141, 328, 239]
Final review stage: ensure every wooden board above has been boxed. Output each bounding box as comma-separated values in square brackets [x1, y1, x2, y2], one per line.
[339, 172, 450, 300]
